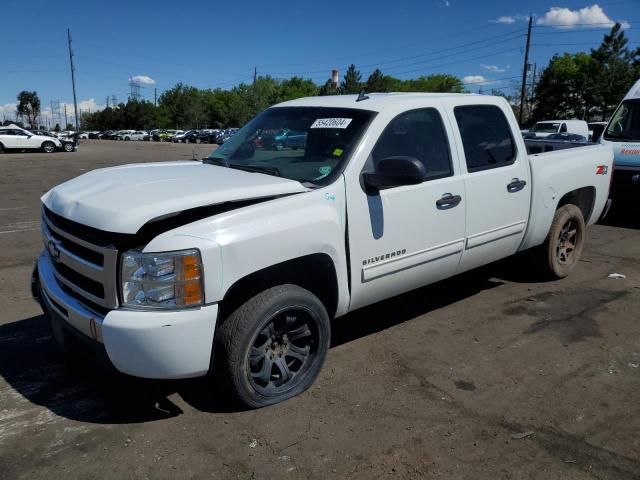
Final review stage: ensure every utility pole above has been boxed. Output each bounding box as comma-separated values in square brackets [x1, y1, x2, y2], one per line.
[64, 104, 68, 128]
[67, 28, 80, 132]
[519, 15, 533, 126]
[253, 67, 257, 85]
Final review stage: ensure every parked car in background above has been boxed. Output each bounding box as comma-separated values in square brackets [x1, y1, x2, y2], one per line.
[30, 130, 77, 152]
[117, 130, 147, 141]
[0, 125, 62, 153]
[526, 120, 589, 139]
[600, 78, 640, 201]
[272, 129, 307, 150]
[157, 130, 180, 142]
[172, 130, 194, 143]
[88, 132, 101, 139]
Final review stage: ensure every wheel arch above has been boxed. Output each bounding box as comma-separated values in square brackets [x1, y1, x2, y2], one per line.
[219, 253, 339, 324]
[556, 186, 596, 223]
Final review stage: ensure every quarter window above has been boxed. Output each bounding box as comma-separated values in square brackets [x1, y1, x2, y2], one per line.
[454, 105, 516, 172]
[371, 108, 453, 181]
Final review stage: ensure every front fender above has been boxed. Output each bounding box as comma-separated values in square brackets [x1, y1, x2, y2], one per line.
[144, 178, 349, 317]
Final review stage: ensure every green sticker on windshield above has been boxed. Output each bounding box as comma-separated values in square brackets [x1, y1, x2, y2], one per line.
[314, 165, 332, 181]
[332, 148, 344, 157]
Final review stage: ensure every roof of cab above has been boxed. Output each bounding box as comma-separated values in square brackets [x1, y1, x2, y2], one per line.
[274, 92, 481, 112]
[623, 78, 640, 100]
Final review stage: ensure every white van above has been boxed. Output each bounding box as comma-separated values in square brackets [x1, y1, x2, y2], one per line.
[527, 120, 590, 139]
[600, 78, 640, 199]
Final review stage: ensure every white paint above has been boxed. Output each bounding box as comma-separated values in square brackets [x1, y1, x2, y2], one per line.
[35, 92, 613, 380]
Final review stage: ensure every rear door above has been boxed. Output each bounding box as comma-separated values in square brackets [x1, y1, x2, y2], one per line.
[347, 107, 467, 310]
[451, 104, 530, 272]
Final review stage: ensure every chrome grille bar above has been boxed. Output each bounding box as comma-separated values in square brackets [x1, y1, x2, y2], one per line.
[41, 212, 119, 309]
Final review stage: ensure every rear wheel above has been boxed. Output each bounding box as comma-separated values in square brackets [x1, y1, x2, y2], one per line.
[63, 143, 74, 152]
[214, 285, 330, 408]
[41, 141, 56, 153]
[541, 204, 585, 279]
[195, 138, 201, 144]
[0, 142, 4, 153]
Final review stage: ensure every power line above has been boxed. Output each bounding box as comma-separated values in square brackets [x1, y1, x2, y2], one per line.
[265, 29, 526, 76]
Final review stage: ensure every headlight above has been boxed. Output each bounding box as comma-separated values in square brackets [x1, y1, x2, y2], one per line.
[120, 249, 204, 309]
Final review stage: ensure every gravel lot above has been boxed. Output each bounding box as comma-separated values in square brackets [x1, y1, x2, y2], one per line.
[0, 140, 639, 479]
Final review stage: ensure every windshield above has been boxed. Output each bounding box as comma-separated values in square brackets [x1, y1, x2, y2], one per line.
[205, 107, 374, 186]
[604, 100, 640, 141]
[531, 122, 560, 133]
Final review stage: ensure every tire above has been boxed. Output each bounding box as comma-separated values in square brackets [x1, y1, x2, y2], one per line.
[125, 137, 130, 141]
[63, 143, 74, 152]
[41, 141, 56, 153]
[541, 204, 585, 279]
[195, 138, 201, 144]
[214, 285, 331, 408]
[274, 142, 284, 151]
[0, 143, 4, 153]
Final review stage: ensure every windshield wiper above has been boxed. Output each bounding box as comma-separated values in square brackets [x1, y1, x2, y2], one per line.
[228, 164, 281, 177]
[203, 157, 229, 167]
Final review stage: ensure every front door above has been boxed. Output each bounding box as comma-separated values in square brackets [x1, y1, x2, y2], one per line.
[347, 107, 466, 311]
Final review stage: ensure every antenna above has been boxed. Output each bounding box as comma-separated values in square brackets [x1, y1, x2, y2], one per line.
[356, 90, 370, 102]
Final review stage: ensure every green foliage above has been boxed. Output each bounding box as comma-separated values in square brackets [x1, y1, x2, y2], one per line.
[532, 23, 639, 122]
[341, 64, 363, 94]
[53, 123, 60, 132]
[65, 123, 74, 131]
[82, 70, 467, 129]
[17, 91, 40, 128]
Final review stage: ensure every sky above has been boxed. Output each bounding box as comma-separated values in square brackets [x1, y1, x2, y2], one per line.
[1, 0, 638, 125]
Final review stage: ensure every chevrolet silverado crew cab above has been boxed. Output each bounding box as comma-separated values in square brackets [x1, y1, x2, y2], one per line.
[32, 93, 614, 407]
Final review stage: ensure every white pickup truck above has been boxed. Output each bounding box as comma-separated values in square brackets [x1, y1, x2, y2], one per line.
[32, 93, 613, 407]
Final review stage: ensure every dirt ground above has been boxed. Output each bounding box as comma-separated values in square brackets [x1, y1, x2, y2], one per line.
[0, 140, 639, 480]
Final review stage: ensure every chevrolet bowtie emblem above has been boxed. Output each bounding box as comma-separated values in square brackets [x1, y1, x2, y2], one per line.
[47, 238, 62, 261]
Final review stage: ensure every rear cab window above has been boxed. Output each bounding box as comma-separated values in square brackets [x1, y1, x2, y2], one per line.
[453, 105, 516, 172]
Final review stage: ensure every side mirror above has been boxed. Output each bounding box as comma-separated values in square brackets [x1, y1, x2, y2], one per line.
[362, 156, 426, 192]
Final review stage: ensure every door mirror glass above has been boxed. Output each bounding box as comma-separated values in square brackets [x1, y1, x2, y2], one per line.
[362, 156, 426, 192]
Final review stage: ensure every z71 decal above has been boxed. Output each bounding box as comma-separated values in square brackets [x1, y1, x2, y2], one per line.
[596, 165, 609, 175]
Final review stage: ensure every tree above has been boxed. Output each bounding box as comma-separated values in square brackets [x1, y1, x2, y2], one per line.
[279, 77, 318, 101]
[341, 64, 362, 94]
[404, 74, 464, 93]
[17, 91, 40, 128]
[53, 123, 60, 132]
[590, 23, 640, 120]
[531, 53, 592, 121]
[365, 69, 393, 93]
[319, 79, 340, 96]
[65, 123, 74, 131]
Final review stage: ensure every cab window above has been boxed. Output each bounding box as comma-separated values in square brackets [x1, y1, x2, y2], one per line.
[454, 105, 516, 172]
[371, 108, 453, 181]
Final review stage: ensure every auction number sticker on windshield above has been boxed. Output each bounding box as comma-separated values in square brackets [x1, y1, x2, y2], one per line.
[310, 118, 352, 129]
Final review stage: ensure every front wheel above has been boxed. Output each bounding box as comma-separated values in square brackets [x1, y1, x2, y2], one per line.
[63, 143, 74, 152]
[214, 285, 330, 408]
[541, 204, 585, 279]
[41, 141, 56, 153]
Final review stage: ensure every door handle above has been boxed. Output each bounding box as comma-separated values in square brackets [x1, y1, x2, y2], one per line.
[507, 178, 527, 193]
[436, 193, 462, 210]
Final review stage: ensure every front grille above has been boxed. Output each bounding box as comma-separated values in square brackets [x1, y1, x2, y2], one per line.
[42, 208, 119, 309]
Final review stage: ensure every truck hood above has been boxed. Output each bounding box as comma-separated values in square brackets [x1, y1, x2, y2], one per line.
[42, 161, 309, 234]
